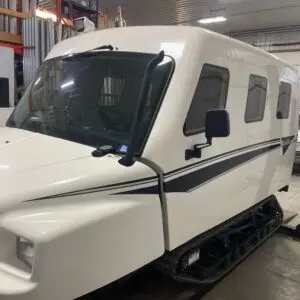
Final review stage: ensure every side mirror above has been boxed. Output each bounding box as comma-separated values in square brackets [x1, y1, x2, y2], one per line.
[205, 110, 230, 143]
[185, 109, 230, 160]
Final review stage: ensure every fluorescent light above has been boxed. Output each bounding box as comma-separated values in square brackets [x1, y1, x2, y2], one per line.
[35, 9, 57, 22]
[61, 80, 74, 89]
[198, 16, 227, 24]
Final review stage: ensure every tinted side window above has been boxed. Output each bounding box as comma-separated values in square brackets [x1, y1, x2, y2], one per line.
[277, 82, 291, 119]
[183, 64, 229, 136]
[245, 75, 267, 123]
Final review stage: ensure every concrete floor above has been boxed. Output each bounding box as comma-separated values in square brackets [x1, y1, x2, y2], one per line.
[84, 175, 300, 300]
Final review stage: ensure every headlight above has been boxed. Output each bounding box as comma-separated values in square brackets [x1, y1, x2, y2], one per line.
[16, 236, 35, 268]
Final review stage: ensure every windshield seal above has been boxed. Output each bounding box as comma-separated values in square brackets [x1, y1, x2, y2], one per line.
[7, 50, 175, 157]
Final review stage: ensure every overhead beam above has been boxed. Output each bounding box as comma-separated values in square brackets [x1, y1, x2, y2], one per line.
[0, 7, 31, 19]
[0, 7, 73, 26]
[0, 32, 22, 44]
[62, 18, 72, 26]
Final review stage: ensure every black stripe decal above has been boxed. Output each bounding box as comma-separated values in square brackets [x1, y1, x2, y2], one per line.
[24, 137, 289, 201]
[120, 143, 280, 195]
[24, 176, 157, 202]
[166, 138, 281, 177]
[115, 185, 159, 195]
[165, 144, 280, 193]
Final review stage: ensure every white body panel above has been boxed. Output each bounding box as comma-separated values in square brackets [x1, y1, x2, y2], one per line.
[273, 51, 300, 75]
[0, 26, 298, 299]
[0, 195, 164, 299]
[0, 108, 13, 126]
[148, 38, 299, 249]
[0, 127, 163, 299]
[165, 143, 295, 248]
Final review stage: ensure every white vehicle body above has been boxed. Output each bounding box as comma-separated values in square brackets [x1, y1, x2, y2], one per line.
[272, 52, 300, 169]
[0, 26, 299, 299]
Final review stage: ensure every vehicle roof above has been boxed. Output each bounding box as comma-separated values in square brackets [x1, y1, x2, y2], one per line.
[46, 25, 296, 71]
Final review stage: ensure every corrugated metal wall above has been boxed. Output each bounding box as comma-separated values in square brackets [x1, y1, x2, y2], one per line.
[0, 0, 17, 33]
[232, 28, 300, 74]
[98, 0, 300, 45]
[99, 0, 300, 30]
[231, 28, 300, 53]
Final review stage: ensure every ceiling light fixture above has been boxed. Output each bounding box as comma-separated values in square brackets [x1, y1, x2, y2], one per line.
[198, 16, 227, 24]
[35, 8, 57, 22]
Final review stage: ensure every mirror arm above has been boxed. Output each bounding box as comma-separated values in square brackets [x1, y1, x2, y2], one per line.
[185, 138, 212, 161]
[205, 134, 212, 145]
[185, 109, 229, 161]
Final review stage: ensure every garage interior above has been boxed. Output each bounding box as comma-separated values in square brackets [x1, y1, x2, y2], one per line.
[1, 1, 300, 300]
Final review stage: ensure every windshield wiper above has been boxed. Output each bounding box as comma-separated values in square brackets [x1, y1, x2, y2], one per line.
[63, 44, 115, 60]
[89, 45, 114, 52]
[119, 50, 165, 167]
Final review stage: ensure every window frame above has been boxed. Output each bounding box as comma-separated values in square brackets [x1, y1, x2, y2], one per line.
[8, 51, 176, 157]
[276, 81, 292, 120]
[136, 56, 176, 155]
[183, 63, 230, 137]
[244, 74, 268, 124]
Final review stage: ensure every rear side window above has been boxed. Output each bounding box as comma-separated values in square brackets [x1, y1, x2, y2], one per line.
[245, 75, 267, 123]
[277, 82, 291, 119]
[183, 64, 229, 136]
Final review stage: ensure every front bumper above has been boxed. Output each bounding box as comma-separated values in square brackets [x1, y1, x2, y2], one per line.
[0, 269, 37, 300]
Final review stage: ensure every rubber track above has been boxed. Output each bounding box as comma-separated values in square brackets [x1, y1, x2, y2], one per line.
[155, 196, 283, 286]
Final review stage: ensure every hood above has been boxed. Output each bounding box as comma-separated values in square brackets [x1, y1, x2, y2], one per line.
[0, 127, 92, 174]
[0, 128, 156, 211]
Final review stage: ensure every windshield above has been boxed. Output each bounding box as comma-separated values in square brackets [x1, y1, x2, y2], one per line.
[7, 51, 173, 153]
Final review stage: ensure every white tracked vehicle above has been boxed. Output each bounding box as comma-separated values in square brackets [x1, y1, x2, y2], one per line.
[0, 22, 299, 299]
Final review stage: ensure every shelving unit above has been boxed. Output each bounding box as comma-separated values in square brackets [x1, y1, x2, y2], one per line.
[0, 1, 30, 47]
[0, 0, 107, 103]
[63, 0, 98, 13]
[61, 0, 100, 27]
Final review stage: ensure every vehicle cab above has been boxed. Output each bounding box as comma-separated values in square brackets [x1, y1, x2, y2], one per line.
[0, 26, 206, 300]
[0, 25, 298, 300]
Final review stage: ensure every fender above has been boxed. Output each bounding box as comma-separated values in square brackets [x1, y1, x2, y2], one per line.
[0, 193, 164, 299]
